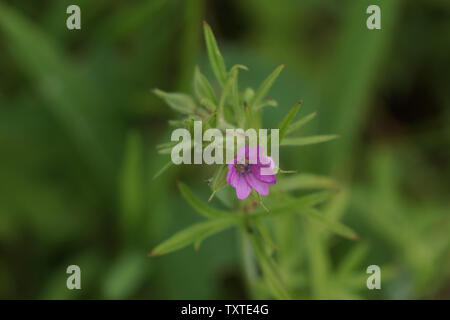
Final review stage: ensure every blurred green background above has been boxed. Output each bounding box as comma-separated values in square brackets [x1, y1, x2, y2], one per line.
[0, 0, 449, 299]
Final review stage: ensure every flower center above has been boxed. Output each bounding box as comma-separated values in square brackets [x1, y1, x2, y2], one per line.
[235, 161, 251, 174]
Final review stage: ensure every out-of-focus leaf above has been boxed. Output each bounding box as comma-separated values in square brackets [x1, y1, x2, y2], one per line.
[250, 64, 285, 109]
[149, 218, 235, 256]
[178, 181, 232, 219]
[281, 135, 339, 146]
[203, 21, 227, 87]
[299, 207, 358, 240]
[273, 174, 338, 192]
[119, 131, 144, 238]
[103, 251, 148, 299]
[286, 112, 317, 135]
[153, 89, 197, 114]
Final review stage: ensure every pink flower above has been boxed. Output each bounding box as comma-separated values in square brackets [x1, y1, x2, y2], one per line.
[226, 145, 277, 200]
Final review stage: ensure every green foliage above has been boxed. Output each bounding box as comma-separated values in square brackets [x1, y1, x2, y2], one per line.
[0, 0, 448, 300]
[150, 23, 356, 300]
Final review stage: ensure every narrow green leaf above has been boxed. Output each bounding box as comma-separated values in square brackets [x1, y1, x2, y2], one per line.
[300, 207, 359, 240]
[177, 181, 232, 219]
[203, 21, 227, 87]
[149, 218, 235, 256]
[281, 135, 340, 146]
[250, 64, 285, 108]
[273, 174, 338, 192]
[256, 99, 278, 110]
[277, 100, 302, 143]
[286, 112, 317, 135]
[193, 66, 218, 106]
[153, 89, 196, 114]
[199, 97, 217, 112]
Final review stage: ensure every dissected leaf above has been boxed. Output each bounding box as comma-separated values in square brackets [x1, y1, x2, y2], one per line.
[149, 218, 235, 256]
[250, 191, 334, 218]
[178, 181, 232, 218]
[193, 66, 218, 107]
[153, 89, 197, 114]
[247, 231, 291, 299]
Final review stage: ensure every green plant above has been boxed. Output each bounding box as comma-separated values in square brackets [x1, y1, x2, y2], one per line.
[149, 22, 357, 299]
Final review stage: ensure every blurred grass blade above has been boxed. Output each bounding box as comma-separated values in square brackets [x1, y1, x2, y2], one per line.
[273, 174, 338, 192]
[286, 112, 317, 135]
[178, 181, 232, 218]
[250, 64, 285, 108]
[149, 218, 235, 256]
[281, 135, 339, 146]
[203, 21, 227, 87]
[119, 131, 144, 239]
[153, 89, 197, 114]
[300, 207, 359, 240]
[193, 66, 218, 107]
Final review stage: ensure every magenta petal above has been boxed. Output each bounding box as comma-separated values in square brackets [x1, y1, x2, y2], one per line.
[235, 174, 251, 199]
[227, 165, 236, 185]
[245, 173, 269, 196]
[251, 165, 277, 185]
[230, 169, 240, 188]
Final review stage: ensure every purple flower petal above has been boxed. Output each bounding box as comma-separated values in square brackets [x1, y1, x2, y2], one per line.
[245, 172, 269, 196]
[227, 164, 237, 185]
[235, 174, 251, 199]
[251, 165, 277, 185]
